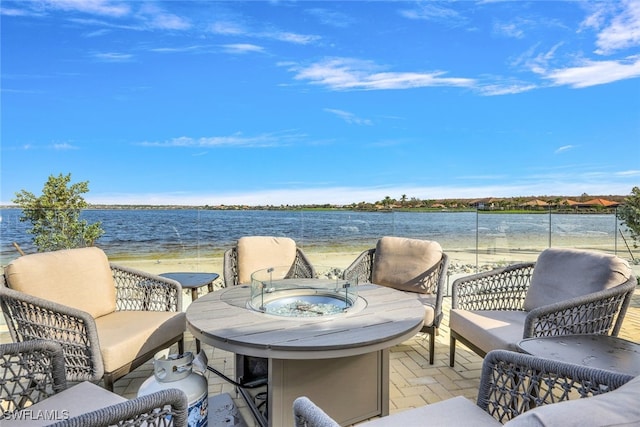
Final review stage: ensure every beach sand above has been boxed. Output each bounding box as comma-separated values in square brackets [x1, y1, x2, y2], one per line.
[113, 247, 639, 310]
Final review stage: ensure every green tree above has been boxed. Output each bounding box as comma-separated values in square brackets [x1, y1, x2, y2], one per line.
[12, 173, 105, 252]
[617, 186, 640, 249]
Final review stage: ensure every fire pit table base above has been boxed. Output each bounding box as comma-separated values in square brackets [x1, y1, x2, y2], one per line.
[269, 350, 389, 426]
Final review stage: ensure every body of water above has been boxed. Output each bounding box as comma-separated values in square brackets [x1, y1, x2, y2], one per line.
[0, 208, 632, 265]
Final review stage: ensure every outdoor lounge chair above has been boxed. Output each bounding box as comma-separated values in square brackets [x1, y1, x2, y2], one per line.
[0, 340, 67, 417]
[293, 349, 640, 426]
[0, 247, 186, 391]
[0, 340, 188, 426]
[223, 235, 315, 287]
[342, 236, 449, 364]
[449, 247, 636, 367]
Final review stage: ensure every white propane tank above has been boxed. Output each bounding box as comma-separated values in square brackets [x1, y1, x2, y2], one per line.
[138, 349, 208, 427]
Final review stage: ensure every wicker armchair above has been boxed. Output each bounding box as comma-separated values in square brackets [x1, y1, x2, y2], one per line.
[0, 340, 67, 418]
[0, 247, 186, 391]
[223, 236, 315, 287]
[342, 237, 449, 364]
[51, 388, 188, 427]
[449, 247, 636, 367]
[294, 349, 638, 426]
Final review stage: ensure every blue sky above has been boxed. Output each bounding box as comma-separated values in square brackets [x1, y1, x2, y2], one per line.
[1, 0, 639, 206]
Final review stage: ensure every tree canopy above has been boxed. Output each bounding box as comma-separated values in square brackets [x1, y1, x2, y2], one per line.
[617, 186, 640, 249]
[12, 173, 104, 252]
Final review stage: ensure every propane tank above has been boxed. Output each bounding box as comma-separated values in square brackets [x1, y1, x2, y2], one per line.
[138, 349, 208, 427]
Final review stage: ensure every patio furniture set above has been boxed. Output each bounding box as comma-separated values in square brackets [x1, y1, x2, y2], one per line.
[0, 235, 637, 426]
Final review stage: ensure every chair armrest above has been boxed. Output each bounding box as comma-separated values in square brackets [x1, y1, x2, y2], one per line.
[342, 248, 375, 284]
[431, 253, 450, 328]
[223, 247, 238, 287]
[111, 264, 182, 312]
[524, 276, 637, 338]
[477, 349, 634, 424]
[293, 396, 341, 427]
[451, 263, 535, 311]
[0, 285, 104, 382]
[51, 388, 189, 427]
[289, 247, 316, 278]
[0, 340, 68, 418]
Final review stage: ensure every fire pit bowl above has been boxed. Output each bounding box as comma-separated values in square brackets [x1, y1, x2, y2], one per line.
[249, 266, 359, 317]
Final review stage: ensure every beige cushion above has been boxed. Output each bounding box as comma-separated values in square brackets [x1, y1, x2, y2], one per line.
[524, 248, 632, 311]
[504, 374, 640, 427]
[5, 247, 116, 318]
[95, 310, 186, 373]
[401, 290, 436, 327]
[237, 236, 297, 285]
[371, 237, 442, 294]
[361, 396, 500, 427]
[449, 309, 529, 354]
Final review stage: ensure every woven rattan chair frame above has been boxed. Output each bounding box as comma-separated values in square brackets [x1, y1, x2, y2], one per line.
[293, 349, 635, 426]
[223, 245, 316, 287]
[449, 262, 637, 366]
[0, 264, 184, 391]
[342, 248, 449, 365]
[0, 340, 68, 419]
[50, 388, 188, 427]
[478, 349, 634, 423]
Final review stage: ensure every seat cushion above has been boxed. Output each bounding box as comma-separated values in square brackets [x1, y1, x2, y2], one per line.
[361, 396, 501, 427]
[95, 311, 186, 373]
[401, 290, 436, 327]
[524, 248, 633, 311]
[449, 309, 529, 354]
[504, 374, 640, 427]
[237, 236, 297, 285]
[372, 237, 442, 294]
[5, 247, 116, 318]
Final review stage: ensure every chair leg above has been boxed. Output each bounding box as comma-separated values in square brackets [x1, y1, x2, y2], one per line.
[178, 336, 185, 355]
[103, 373, 115, 392]
[449, 335, 456, 367]
[429, 328, 436, 365]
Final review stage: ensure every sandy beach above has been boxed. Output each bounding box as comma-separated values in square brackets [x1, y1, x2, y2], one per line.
[113, 246, 639, 310]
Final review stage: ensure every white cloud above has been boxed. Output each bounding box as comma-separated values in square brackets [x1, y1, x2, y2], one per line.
[398, 4, 466, 26]
[52, 142, 79, 150]
[85, 180, 636, 206]
[263, 31, 320, 45]
[585, 0, 640, 55]
[44, 0, 130, 17]
[138, 131, 305, 148]
[291, 57, 476, 91]
[221, 44, 265, 54]
[138, 3, 191, 30]
[493, 22, 524, 39]
[546, 56, 640, 88]
[324, 109, 372, 126]
[210, 21, 247, 36]
[555, 145, 576, 154]
[92, 52, 133, 62]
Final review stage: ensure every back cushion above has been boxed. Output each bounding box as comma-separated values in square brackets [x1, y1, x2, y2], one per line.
[237, 236, 297, 285]
[504, 374, 640, 427]
[524, 247, 632, 311]
[5, 247, 117, 318]
[371, 236, 443, 294]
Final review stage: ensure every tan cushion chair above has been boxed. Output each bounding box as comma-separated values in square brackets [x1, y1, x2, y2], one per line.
[293, 350, 636, 427]
[224, 236, 315, 286]
[0, 247, 186, 391]
[449, 247, 636, 367]
[343, 236, 449, 364]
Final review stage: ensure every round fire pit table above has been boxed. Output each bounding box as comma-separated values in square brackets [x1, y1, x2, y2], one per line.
[186, 281, 425, 427]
